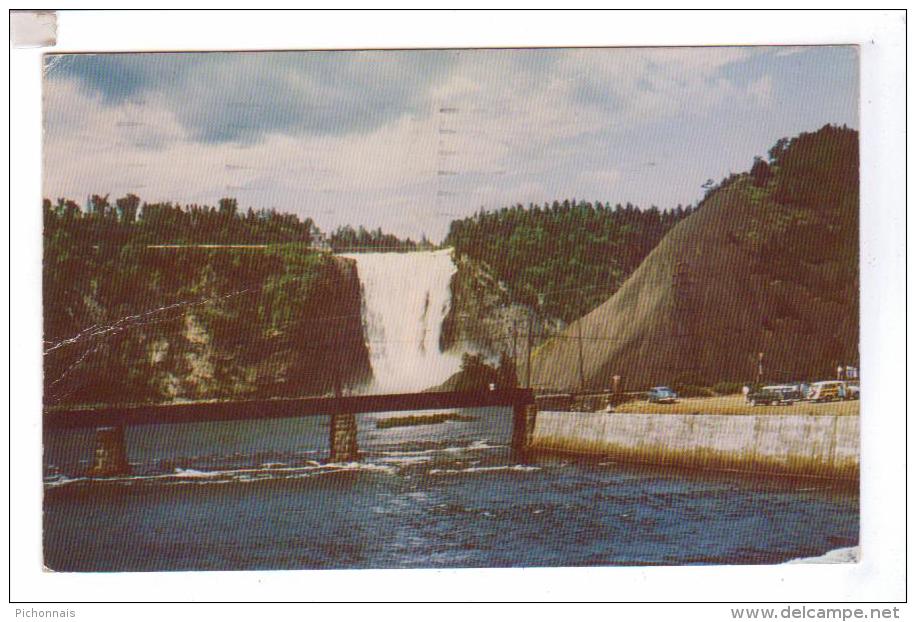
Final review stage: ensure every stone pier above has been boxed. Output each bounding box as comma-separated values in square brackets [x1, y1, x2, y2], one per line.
[328, 412, 359, 462]
[44, 390, 537, 470]
[87, 426, 131, 477]
[511, 403, 538, 459]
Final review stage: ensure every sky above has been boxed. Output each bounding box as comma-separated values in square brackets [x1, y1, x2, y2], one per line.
[43, 46, 858, 242]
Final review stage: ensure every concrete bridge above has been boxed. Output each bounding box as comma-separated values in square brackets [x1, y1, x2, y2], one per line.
[44, 389, 538, 477]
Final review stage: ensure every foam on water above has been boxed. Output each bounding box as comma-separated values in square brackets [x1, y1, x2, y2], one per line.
[429, 464, 542, 475]
[375, 455, 434, 465]
[43, 420, 860, 569]
[43, 460, 397, 488]
[374, 440, 506, 458]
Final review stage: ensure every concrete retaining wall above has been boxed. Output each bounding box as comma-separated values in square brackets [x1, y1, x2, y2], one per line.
[531, 411, 859, 480]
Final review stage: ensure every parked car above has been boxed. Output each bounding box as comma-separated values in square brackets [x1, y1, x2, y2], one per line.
[846, 383, 860, 400]
[808, 380, 859, 402]
[647, 386, 678, 404]
[747, 386, 795, 406]
[796, 383, 811, 400]
[762, 384, 805, 401]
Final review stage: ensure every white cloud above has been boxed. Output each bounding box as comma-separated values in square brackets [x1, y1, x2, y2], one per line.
[577, 169, 622, 190]
[747, 75, 774, 106]
[43, 47, 857, 240]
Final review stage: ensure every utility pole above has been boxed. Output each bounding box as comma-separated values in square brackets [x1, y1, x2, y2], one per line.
[525, 310, 533, 389]
[511, 320, 518, 372]
[576, 321, 585, 393]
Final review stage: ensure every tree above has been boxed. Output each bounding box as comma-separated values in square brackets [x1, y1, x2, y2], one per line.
[116, 193, 141, 224]
[451, 353, 500, 392]
[90, 194, 111, 218]
[771, 125, 858, 210]
[750, 157, 773, 188]
[218, 197, 238, 218]
[444, 197, 694, 322]
[45, 193, 322, 247]
[768, 137, 790, 165]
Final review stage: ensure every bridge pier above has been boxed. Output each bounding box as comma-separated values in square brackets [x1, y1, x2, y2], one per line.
[511, 403, 538, 459]
[328, 412, 359, 463]
[46, 389, 536, 469]
[87, 426, 131, 477]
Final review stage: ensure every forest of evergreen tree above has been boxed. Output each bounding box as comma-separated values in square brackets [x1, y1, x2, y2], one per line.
[44, 124, 858, 339]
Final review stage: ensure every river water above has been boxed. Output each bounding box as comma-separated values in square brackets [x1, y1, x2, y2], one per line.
[43, 408, 858, 571]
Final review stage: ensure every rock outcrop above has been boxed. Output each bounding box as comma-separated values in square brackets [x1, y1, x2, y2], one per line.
[440, 254, 563, 367]
[44, 249, 372, 406]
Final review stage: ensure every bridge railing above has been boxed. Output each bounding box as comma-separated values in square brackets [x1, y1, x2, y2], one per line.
[45, 389, 538, 475]
[43, 388, 536, 430]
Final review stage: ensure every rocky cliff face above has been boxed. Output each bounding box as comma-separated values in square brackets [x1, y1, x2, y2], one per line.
[440, 254, 563, 372]
[530, 128, 859, 391]
[44, 248, 371, 406]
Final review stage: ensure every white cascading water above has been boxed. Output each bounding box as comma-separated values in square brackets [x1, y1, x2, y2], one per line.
[342, 249, 463, 393]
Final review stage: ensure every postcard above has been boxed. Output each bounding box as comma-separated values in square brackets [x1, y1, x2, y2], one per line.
[38, 44, 862, 574]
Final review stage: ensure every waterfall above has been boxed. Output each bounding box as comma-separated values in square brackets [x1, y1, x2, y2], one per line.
[342, 249, 462, 393]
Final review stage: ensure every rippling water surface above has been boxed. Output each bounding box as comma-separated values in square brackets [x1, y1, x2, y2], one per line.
[43, 408, 858, 571]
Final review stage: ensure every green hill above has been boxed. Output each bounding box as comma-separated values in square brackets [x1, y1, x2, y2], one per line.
[529, 125, 859, 391]
[43, 242, 371, 406]
[445, 198, 694, 324]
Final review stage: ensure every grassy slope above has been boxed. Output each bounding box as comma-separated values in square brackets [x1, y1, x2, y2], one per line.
[529, 173, 858, 391]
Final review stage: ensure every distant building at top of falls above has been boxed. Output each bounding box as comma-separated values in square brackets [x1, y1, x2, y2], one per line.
[310, 232, 332, 253]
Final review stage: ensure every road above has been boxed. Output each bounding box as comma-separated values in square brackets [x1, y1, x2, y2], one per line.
[613, 394, 860, 416]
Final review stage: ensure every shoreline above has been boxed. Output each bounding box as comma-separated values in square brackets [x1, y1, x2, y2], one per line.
[613, 395, 860, 417]
[529, 410, 859, 481]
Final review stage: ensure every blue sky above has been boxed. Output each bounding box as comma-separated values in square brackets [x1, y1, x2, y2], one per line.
[43, 46, 857, 241]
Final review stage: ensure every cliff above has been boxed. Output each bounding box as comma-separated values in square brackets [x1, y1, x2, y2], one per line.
[440, 253, 563, 366]
[530, 126, 859, 390]
[43, 245, 371, 406]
